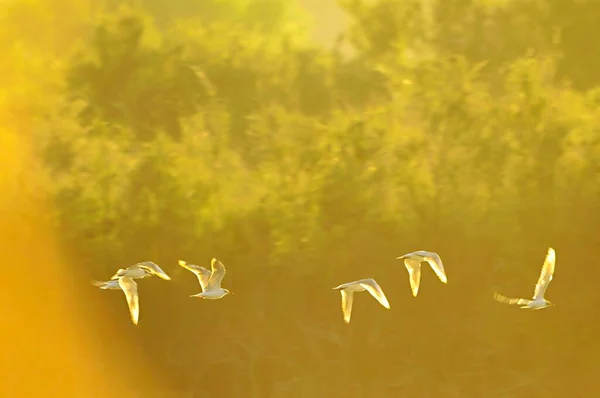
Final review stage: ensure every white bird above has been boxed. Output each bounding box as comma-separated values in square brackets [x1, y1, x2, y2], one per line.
[494, 247, 556, 310]
[180, 258, 232, 299]
[111, 261, 171, 281]
[92, 277, 140, 325]
[93, 261, 170, 325]
[396, 250, 447, 297]
[332, 278, 391, 324]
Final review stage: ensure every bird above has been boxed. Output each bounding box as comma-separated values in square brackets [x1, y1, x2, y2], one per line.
[92, 277, 140, 325]
[494, 247, 556, 310]
[111, 261, 171, 281]
[396, 250, 447, 297]
[332, 278, 391, 324]
[179, 258, 232, 299]
[92, 261, 171, 325]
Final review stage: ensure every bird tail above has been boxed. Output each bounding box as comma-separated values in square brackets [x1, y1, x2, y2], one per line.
[92, 279, 119, 289]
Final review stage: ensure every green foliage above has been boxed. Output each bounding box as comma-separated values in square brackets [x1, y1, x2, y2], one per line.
[139, 0, 311, 36]
[67, 6, 209, 141]
[14, 0, 600, 396]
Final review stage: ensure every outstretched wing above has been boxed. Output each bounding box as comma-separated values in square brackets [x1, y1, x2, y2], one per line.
[137, 261, 171, 281]
[533, 247, 556, 300]
[423, 252, 447, 284]
[118, 276, 139, 325]
[340, 290, 354, 324]
[493, 292, 530, 306]
[403, 258, 422, 297]
[111, 266, 149, 280]
[359, 278, 391, 309]
[178, 260, 212, 291]
[206, 258, 226, 291]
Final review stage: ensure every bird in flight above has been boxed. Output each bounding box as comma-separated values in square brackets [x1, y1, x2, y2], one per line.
[93, 261, 171, 325]
[179, 258, 232, 300]
[396, 250, 447, 297]
[494, 247, 556, 310]
[332, 278, 390, 324]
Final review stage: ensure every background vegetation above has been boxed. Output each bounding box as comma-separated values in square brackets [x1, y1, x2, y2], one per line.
[3, 0, 600, 396]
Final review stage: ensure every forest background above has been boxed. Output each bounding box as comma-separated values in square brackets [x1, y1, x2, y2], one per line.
[2, 0, 600, 397]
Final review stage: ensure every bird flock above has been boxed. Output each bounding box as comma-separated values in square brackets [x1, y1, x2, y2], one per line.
[93, 247, 556, 325]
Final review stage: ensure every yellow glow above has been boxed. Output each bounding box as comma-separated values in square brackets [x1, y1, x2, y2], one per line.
[0, 1, 158, 394]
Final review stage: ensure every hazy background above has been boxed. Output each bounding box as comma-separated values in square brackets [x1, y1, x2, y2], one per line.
[2, 0, 600, 396]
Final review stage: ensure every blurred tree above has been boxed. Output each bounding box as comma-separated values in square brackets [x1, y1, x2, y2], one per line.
[67, 6, 209, 141]
[548, 0, 600, 90]
[138, 0, 310, 35]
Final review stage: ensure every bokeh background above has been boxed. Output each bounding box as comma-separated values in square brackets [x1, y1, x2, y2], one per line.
[2, 0, 600, 397]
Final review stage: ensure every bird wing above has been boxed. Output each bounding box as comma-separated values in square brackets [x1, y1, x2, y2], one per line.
[396, 252, 415, 261]
[206, 258, 226, 291]
[111, 265, 151, 280]
[533, 247, 556, 300]
[178, 260, 212, 291]
[403, 258, 422, 297]
[423, 252, 448, 284]
[340, 290, 354, 324]
[332, 282, 351, 290]
[118, 276, 139, 325]
[493, 292, 530, 306]
[359, 278, 391, 309]
[138, 261, 171, 281]
[196, 268, 212, 291]
[92, 279, 121, 290]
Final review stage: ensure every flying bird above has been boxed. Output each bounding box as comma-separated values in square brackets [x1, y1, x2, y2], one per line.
[93, 261, 171, 325]
[179, 258, 232, 300]
[396, 250, 447, 297]
[494, 247, 556, 310]
[332, 278, 391, 324]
